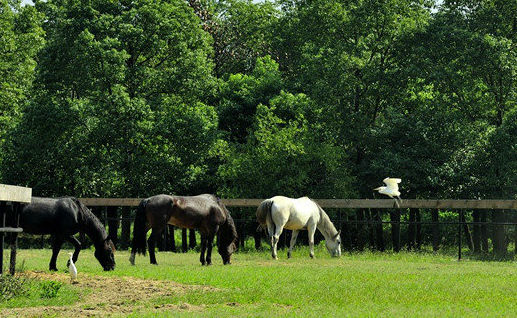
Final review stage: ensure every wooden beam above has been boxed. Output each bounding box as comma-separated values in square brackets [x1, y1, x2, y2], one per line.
[0, 227, 23, 233]
[0, 184, 32, 203]
[78, 198, 517, 210]
[80, 198, 142, 206]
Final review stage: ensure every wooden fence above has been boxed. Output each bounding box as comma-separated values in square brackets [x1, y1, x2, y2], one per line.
[75, 198, 517, 261]
[0, 184, 31, 275]
[79, 198, 517, 209]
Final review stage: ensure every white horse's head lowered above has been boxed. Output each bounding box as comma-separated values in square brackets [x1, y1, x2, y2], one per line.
[325, 230, 342, 257]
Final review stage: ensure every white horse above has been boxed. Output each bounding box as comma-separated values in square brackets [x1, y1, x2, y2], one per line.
[256, 196, 341, 259]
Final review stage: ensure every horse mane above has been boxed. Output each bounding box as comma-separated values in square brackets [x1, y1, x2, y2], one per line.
[216, 198, 238, 248]
[70, 197, 108, 245]
[313, 200, 339, 238]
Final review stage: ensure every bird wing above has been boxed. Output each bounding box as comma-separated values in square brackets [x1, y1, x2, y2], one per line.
[383, 178, 401, 190]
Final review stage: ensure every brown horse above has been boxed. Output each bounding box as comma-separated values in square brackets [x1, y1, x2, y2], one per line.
[129, 194, 238, 265]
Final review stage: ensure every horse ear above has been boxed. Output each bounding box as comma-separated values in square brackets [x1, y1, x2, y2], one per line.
[334, 230, 341, 239]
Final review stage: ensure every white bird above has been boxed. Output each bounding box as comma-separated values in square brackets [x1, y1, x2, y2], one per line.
[68, 252, 77, 284]
[374, 177, 402, 207]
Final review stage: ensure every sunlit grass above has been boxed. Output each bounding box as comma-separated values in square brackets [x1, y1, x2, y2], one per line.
[3, 246, 517, 317]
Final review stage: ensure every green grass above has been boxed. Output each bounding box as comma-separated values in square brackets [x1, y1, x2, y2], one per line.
[3, 246, 517, 317]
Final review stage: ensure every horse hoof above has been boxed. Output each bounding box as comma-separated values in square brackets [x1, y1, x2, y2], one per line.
[49, 267, 58, 271]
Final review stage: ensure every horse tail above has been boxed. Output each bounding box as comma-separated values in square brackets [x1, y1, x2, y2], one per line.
[256, 199, 274, 234]
[132, 198, 148, 255]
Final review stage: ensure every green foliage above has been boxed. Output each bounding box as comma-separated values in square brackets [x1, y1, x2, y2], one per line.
[0, 0, 44, 179]
[0, 0, 515, 205]
[39, 280, 62, 299]
[0, 275, 29, 301]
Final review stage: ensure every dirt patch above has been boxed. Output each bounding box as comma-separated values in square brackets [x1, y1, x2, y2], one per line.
[1, 271, 216, 317]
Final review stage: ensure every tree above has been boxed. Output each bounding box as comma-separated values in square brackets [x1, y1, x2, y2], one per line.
[3, 0, 219, 197]
[0, 0, 44, 180]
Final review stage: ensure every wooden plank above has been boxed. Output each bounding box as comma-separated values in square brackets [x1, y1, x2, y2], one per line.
[0, 227, 24, 233]
[80, 198, 142, 206]
[0, 184, 32, 203]
[77, 198, 517, 210]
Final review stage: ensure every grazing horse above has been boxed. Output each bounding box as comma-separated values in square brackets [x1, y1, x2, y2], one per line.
[256, 196, 341, 259]
[129, 194, 238, 266]
[20, 197, 116, 271]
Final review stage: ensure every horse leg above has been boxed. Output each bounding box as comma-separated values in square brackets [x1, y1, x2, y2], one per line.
[272, 226, 283, 260]
[49, 236, 64, 271]
[206, 226, 218, 266]
[287, 230, 299, 259]
[148, 229, 162, 265]
[199, 234, 207, 266]
[308, 224, 317, 258]
[66, 236, 82, 265]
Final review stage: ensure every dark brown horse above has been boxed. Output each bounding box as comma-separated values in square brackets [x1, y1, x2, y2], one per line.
[129, 194, 238, 265]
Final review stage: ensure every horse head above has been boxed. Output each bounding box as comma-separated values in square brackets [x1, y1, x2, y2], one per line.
[325, 230, 342, 257]
[217, 213, 238, 265]
[94, 238, 116, 271]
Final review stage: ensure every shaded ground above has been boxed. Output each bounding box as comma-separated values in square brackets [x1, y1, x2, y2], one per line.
[1, 271, 216, 317]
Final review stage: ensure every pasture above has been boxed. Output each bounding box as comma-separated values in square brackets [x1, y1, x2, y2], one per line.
[2, 247, 516, 317]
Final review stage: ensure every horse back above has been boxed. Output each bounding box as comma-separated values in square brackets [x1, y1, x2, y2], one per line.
[20, 197, 81, 235]
[270, 196, 319, 229]
[147, 194, 226, 232]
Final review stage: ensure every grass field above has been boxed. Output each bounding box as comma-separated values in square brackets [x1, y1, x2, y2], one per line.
[1, 246, 517, 317]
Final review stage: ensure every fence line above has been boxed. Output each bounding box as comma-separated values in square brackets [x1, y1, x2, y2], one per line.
[79, 198, 517, 210]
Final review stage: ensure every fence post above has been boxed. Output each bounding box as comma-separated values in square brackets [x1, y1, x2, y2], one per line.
[9, 203, 21, 275]
[390, 209, 401, 252]
[458, 210, 462, 260]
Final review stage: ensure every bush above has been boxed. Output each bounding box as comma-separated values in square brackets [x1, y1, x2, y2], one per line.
[39, 280, 62, 299]
[0, 275, 29, 301]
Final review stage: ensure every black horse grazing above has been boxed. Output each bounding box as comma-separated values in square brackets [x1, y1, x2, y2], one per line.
[129, 194, 238, 266]
[20, 197, 116, 271]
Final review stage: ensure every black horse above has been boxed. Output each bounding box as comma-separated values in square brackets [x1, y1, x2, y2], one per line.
[20, 197, 116, 271]
[129, 194, 238, 266]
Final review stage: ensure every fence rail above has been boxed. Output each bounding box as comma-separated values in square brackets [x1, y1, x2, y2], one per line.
[79, 198, 517, 210]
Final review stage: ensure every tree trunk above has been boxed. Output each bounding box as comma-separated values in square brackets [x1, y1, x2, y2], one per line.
[390, 210, 400, 252]
[107, 206, 119, 247]
[120, 207, 131, 250]
[342, 213, 352, 252]
[472, 210, 481, 253]
[374, 209, 384, 251]
[431, 210, 440, 251]
[367, 210, 375, 250]
[415, 209, 422, 250]
[480, 210, 489, 252]
[408, 208, 416, 250]
[460, 211, 474, 251]
[492, 211, 507, 256]
[355, 209, 365, 251]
